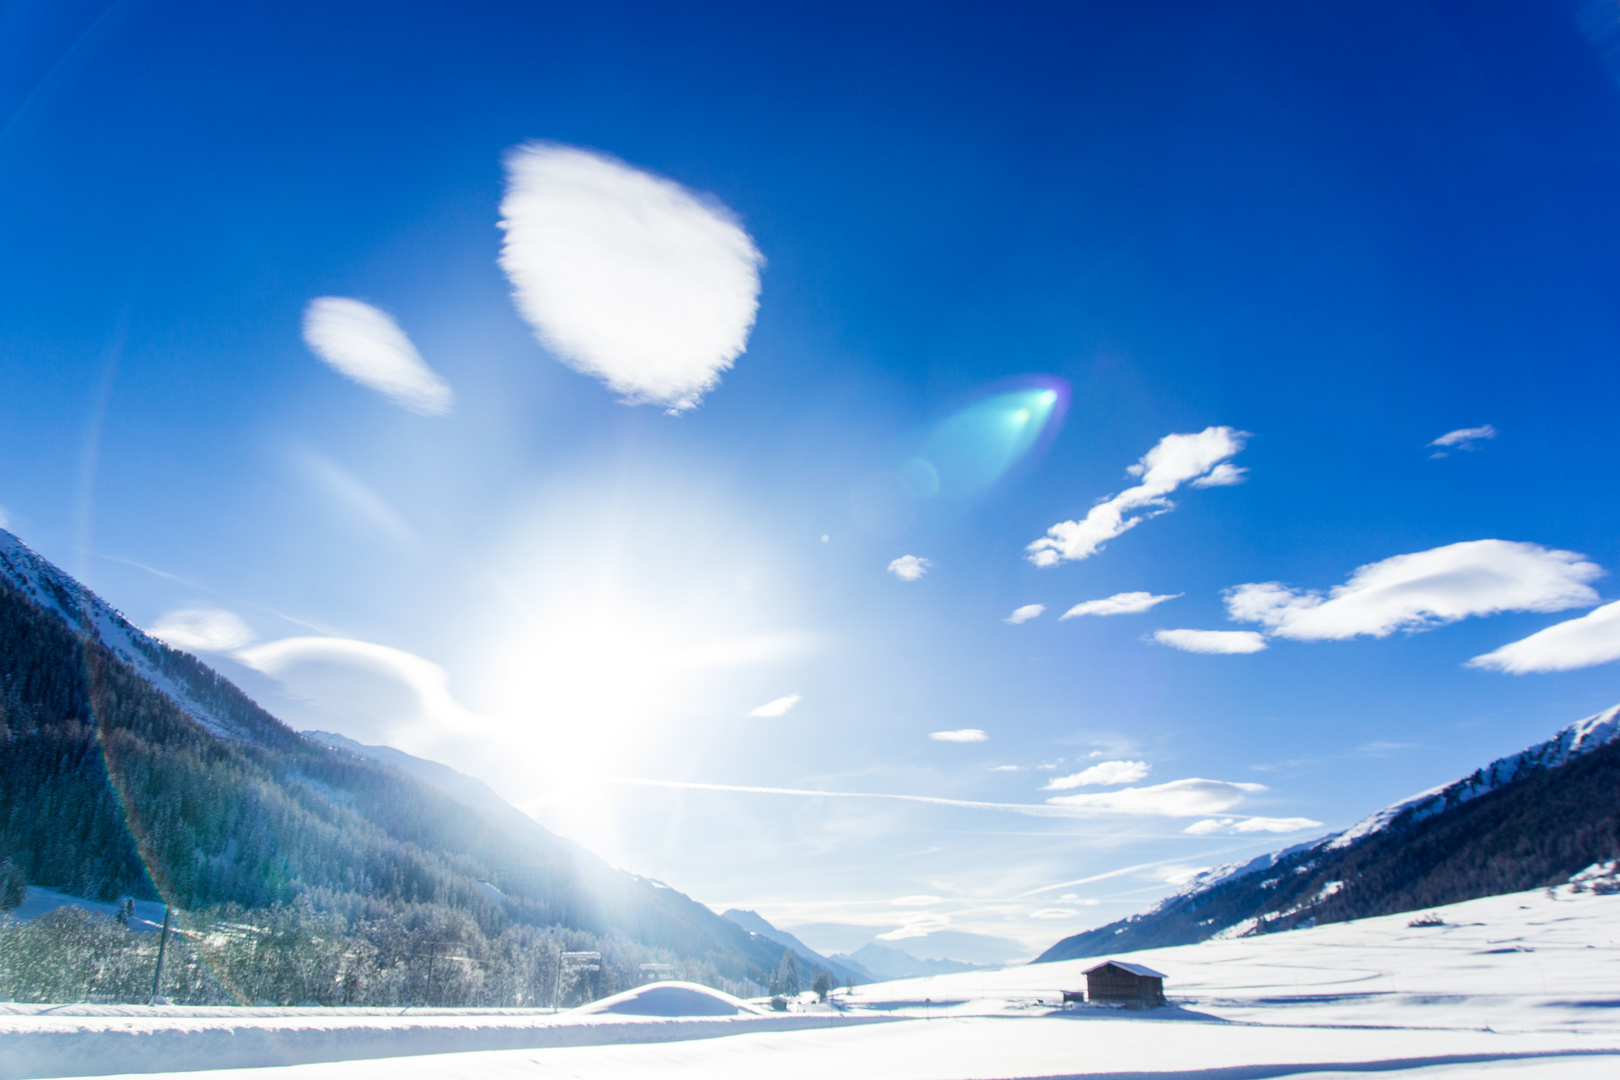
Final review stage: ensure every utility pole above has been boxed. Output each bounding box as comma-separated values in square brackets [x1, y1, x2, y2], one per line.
[148, 907, 172, 1007]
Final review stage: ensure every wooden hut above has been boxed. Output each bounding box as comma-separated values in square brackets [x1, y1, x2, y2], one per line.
[1083, 961, 1166, 1008]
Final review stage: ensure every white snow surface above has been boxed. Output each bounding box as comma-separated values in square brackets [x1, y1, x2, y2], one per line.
[0, 531, 256, 742]
[6, 885, 1619, 1078]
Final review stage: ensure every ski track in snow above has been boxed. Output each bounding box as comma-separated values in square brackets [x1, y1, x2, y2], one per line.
[5, 885, 1620, 1079]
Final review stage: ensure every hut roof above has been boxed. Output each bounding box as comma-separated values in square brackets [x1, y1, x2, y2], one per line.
[1084, 960, 1165, 978]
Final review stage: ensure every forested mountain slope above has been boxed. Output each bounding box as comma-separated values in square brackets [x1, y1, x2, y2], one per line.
[1036, 705, 1620, 963]
[0, 529, 785, 984]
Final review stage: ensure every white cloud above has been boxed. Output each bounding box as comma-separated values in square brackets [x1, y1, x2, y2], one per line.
[1061, 591, 1180, 619]
[1468, 599, 1620, 674]
[888, 555, 930, 581]
[1153, 628, 1269, 654]
[1183, 816, 1325, 836]
[1428, 424, 1496, 457]
[1225, 541, 1602, 641]
[1005, 604, 1045, 624]
[1042, 760, 1151, 790]
[747, 693, 802, 718]
[1191, 462, 1247, 488]
[1046, 777, 1267, 817]
[930, 729, 988, 743]
[149, 608, 256, 652]
[498, 143, 763, 412]
[1027, 427, 1247, 567]
[990, 764, 1022, 772]
[301, 298, 453, 416]
[1030, 908, 1079, 919]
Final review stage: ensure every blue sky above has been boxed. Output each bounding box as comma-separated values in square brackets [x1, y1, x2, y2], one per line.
[4, 0, 1620, 960]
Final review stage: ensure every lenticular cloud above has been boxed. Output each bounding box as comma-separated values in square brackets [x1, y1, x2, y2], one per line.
[498, 143, 764, 411]
[1225, 540, 1602, 641]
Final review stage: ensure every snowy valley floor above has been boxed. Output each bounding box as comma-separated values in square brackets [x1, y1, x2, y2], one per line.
[5, 885, 1619, 1079]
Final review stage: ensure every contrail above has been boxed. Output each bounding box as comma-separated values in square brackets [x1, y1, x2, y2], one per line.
[604, 776, 1087, 818]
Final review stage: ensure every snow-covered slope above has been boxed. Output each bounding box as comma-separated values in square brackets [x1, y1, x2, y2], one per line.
[1328, 703, 1620, 849]
[0, 529, 286, 746]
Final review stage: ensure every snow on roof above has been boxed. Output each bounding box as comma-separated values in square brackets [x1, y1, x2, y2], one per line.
[1084, 960, 1165, 979]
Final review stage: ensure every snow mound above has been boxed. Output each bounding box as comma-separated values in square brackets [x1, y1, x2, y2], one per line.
[570, 982, 765, 1017]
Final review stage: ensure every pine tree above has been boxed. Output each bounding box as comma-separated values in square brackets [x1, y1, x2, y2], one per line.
[770, 949, 800, 996]
[0, 857, 25, 910]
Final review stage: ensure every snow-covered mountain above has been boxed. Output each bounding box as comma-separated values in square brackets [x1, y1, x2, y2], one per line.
[0, 529, 286, 746]
[1037, 703, 1620, 962]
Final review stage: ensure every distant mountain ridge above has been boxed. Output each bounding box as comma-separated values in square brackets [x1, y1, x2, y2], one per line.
[718, 909, 867, 985]
[1037, 704, 1620, 963]
[0, 528, 788, 985]
[832, 941, 986, 980]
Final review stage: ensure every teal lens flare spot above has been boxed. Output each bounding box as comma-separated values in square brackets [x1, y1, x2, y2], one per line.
[920, 382, 1068, 497]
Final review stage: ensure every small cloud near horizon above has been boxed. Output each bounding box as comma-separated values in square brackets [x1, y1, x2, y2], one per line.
[1183, 816, 1324, 835]
[302, 297, 453, 416]
[888, 554, 931, 581]
[498, 143, 763, 412]
[930, 728, 988, 743]
[1027, 427, 1246, 567]
[1045, 777, 1266, 817]
[747, 693, 802, 718]
[1005, 603, 1045, 624]
[1428, 424, 1496, 457]
[1042, 760, 1151, 790]
[149, 608, 256, 652]
[1062, 591, 1180, 619]
[1153, 628, 1268, 654]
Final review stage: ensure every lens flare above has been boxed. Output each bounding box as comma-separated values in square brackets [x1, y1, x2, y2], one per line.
[914, 378, 1068, 498]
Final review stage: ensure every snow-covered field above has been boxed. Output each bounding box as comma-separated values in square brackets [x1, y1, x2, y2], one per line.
[5, 885, 1618, 1079]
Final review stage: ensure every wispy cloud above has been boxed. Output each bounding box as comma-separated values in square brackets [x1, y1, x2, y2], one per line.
[1469, 598, 1620, 673]
[498, 143, 763, 412]
[888, 555, 930, 581]
[1153, 628, 1268, 654]
[302, 298, 453, 416]
[1183, 816, 1324, 836]
[1045, 777, 1267, 817]
[747, 693, 802, 718]
[1027, 427, 1246, 567]
[1030, 908, 1079, 919]
[291, 448, 414, 543]
[1042, 760, 1150, 790]
[1061, 591, 1180, 619]
[1428, 424, 1496, 457]
[1225, 541, 1601, 641]
[930, 728, 988, 743]
[1005, 604, 1045, 624]
[990, 764, 1022, 772]
[149, 608, 256, 652]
